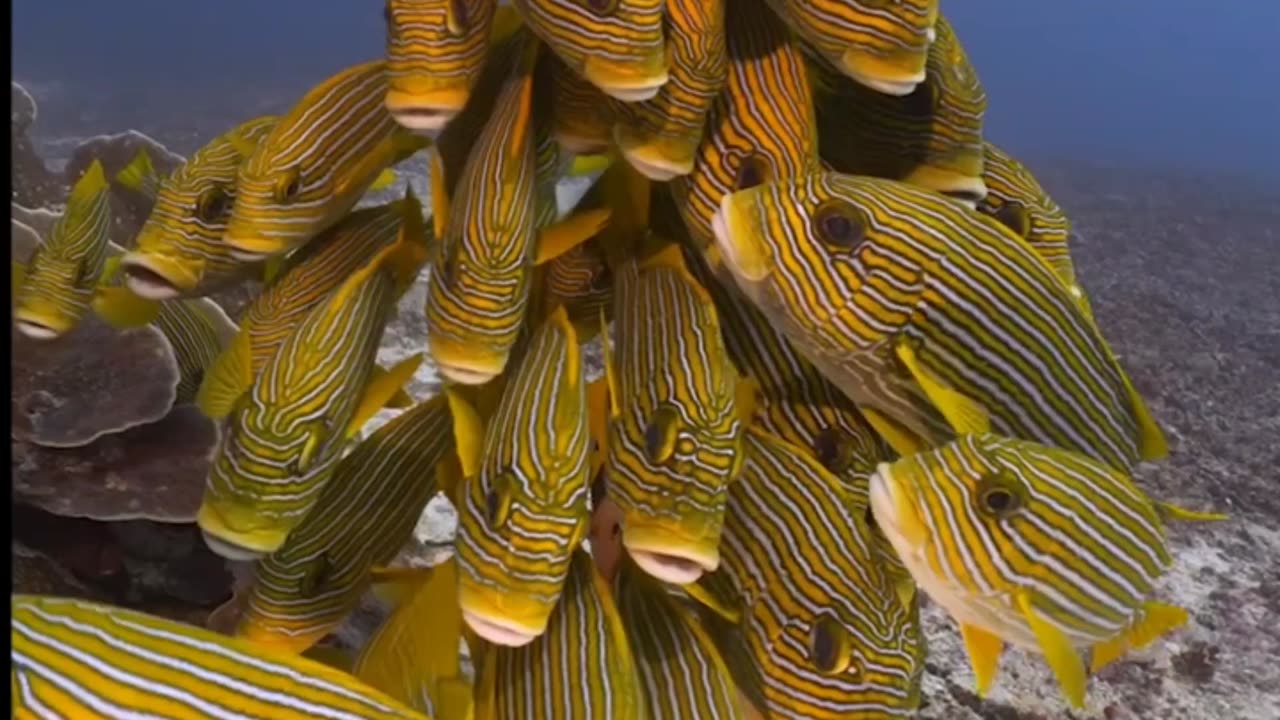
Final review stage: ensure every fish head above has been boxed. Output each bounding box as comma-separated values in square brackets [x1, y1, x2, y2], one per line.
[517, 0, 668, 102]
[237, 545, 353, 654]
[384, 0, 498, 134]
[542, 241, 613, 328]
[783, 0, 937, 96]
[976, 142, 1077, 290]
[13, 250, 95, 340]
[454, 308, 592, 647]
[871, 434, 1173, 649]
[125, 180, 242, 300]
[198, 399, 341, 561]
[224, 159, 322, 260]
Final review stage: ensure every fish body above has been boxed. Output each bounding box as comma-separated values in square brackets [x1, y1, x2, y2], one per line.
[116, 116, 278, 300]
[545, 52, 615, 155]
[767, 0, 937, 96]
[816, 15, 988, 203]
[712, 171, 1166, 474]
[614, 555, 746, 719]
[976, 141, 1091, 317]
[669, 0, 820, 251]
[237, 395, 454, 654]
[450, 305, 592, 647]
[383, 0, 505, 134]
[10, 595, 427, 719]
[613, 0, 728, 181]
[225, 60, 429, 260]
[869, 434, 1187, 708]
[151, 296, 239, 405]
[198, 197, 430, 560]
[473, 549, 646, 720]
[195, 200, 410, 420]
[705, 428, 923, 718]
[13, 160, 112, 339]
[511, 0, 667, 102]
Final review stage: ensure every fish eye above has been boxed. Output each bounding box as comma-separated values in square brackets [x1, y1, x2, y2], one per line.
[992, 202, 1031, 238]
[276, 172, 302, 202]
[810, 617, 852, 675]
[585, 0, 619, 15]
[735, 154, 768, 191]
[198, 190, 230, 223]
[298, 555, 330, 597]
[977, 478, 1022, 518]
[813, 427, 853, 473]
[812, 202, 866, 249]
[643, 404, 680, 465]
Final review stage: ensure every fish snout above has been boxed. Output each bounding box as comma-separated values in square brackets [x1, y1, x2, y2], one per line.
[385, 87, 467, 135]
[713, 190, 775, 285]
[840, 48, 928, 97]
[581, 54, 669, 103]
[120, 254, 192, 301]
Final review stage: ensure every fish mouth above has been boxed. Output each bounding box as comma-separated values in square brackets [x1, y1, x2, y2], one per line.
[120, 255, 189, 301]
[622, 525, 720, 584]
[612, 125, 694, 182]
[14, 315, 65, 340]
[904, 165, 988, 206]
[841, 49, 927, 97]
[712, 190, 774, 284]
[627, 550, 710, 584]
[385, 88, 467, 135]
[435, 361, 503, 386]
[428, 336, 508, 386]
[581, 56, 669, 103]
[196, 503, 284, 560]
[461, 610, 541, 647]
[869, 463, 927, 550]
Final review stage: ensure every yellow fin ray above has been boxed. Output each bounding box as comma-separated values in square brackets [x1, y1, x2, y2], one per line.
[196, 328, 255, 419]
[683, 572, 743, 625]
[567, 153, 613, 176]
[1018, 592, 1088, 709]
[1155, 501, 1227, 523]
[115, 148, 159, 199]
[1117, 370, 1168, 461]
[429, 150, 450, 240]
[346, 354, 423, 438]
[71, 159, 109, 200]
[368, 566, 434, 608]
[369, 167, 398, 193]
[444, 388, 485, 479]
[1090, 601, 1188, 673]
[895, 339, 991, 435]
[533, 208, 611, 266]
[960, 622, 1003, 697]
[863, 407, 930, 457]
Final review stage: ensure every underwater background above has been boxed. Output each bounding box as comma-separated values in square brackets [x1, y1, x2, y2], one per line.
[11, 1, 1279, 718]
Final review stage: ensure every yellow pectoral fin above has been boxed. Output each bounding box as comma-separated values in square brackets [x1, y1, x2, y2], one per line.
[959, 622, 1003, 697]
[347, 354, 424, 437]
[895, 339, 991, 436]
[444, 388, 485, 479]
[1018, 593, 1088, 709]
[368, 566, 434, 608]
[862, 407, 930, 458]
[429, 150, 451, 239]
[1154, 501, 1227, 523]
[683, 572, 744, 625]
[115, 147, 159, 199]
[1128, 601, 1188, 652]
[91, 287, 163, 329]
[534, 208, 612, 266]
[195, 329, 255, 420]
[435, 677, 474, 720]
[369, 167, 398, 193]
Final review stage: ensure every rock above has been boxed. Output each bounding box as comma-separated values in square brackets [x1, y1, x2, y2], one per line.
[11, 319, 180, 448]
[12, 406, 218, 522]
[11, 82, 64, 208]
[12, 204, 60, 240]
[63, 130, 185, 248]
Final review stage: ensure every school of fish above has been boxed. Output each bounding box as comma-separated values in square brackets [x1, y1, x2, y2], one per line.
[12, 1, 1227, 717]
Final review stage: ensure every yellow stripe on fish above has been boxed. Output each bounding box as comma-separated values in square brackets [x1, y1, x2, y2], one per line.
[450, 305, 591, 647]
[612, 0, 728, 181]
[198, 193, 430, 560]
[10, 595, 427, 719]
[669, 0, 820, 251]
[614, 555, 746, 719]
[13, 160, 112, 340]
[976, 141, 1092, 318]
[226, 60, 429, 260]
[511, 0, 667, 103]
[768, 0, 937, 96]
[236, 395, 454, 655]
[383, 0, 511, 134]
[816, 15, 989, 203]
[869, 434, 1188, 708]
[473, 549, 646, 720]
[713, 170, 1167, 475]
[117, 116, 279, 301]
[195, 199, 413, 420]
[545, 51, 615, 155]
[703, 428, 923, 718]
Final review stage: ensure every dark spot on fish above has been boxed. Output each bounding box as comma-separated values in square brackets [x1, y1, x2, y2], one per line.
[590, 468, 608, 509]
[450, 0, 469, 31]
[813, 202, 866, 250]
[486, 489, 500, 524]
[198, 190, 230, 223]
[587, 0, 618, 16]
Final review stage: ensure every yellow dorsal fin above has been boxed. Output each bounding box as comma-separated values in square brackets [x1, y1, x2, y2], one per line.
[71, 159, 109, 199]
[346, 354, 423, 438]
[91, 287, 162, 329]
[262, 255, 285, 285]
[599, 308, 621, 418]
[498, 36, 540, 182]
[683, 571, 743, 624]
[534, 208, 611, 266]
[862, 407, 930, 457]
[894, 338, 991, 435]
[436, 453, 466, 507]
[960, 622, 1003, 697]
[114, 148, 159, 198]
[196, 326, 255, 419]
[444, 387, 485, 479]
[1018, 592, 1088, 709]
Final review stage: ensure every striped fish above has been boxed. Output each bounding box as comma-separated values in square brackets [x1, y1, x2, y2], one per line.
[449, 304, 591, 647]
[614, 554, 746, 719]
[602, 212, 748, 583]
[711, 170, 1168, 475]
[702, 428, 923, 718]
[546, 51, 615, 155]
[770, 0, 937, 96]
[236, 395, 454, 655]
[224, 60, 429, 260]
[197, 194, 430, 560]
[976, 140, 1093, 318]
[383, 0, 518, 134]
[11, 595, 427, 719]
[195, 200, 413, 420]
[426, 29, 608, 385]
[511, 0, 667, 102]
[151, 296, 239, 406]
[612, 0, 727, 181]
[816, 15, 989, 203]
[13, 160, 112, 340]
[869, 434, 1190, 709]
[353, 557, 472, 720]
[473, 549, 646, 720]
[115, 116, 278, 301]
[669, 0, 820, 252]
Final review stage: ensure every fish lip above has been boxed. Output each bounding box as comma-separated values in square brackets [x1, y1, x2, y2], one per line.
[613, 126, 692, 182]
[199, 529, 268, 562]
[840, 49, 927, 97]
[386, 106, 458, 135]
[581, 58, 669, 103]
[121, 258, 186, 301]
[627, 549, 711, 584]
[14, 318, 63, 340]
[196, 503, 282, 560]
[869, 463, 926, 550]
[462, 610, 540, 647]
[227, 246, 274, 263]
[711, 191, 772, 285]
[435, 362, 501, 386]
